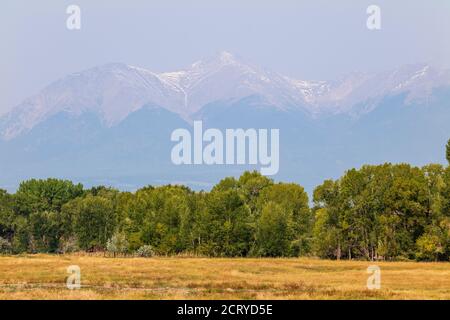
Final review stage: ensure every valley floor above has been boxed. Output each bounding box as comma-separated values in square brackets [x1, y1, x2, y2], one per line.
[0, 255, 449, 299]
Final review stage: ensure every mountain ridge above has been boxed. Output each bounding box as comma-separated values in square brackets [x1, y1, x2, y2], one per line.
[2, 51, 449, 140]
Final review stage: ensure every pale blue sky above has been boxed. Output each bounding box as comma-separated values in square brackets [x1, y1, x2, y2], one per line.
[1, 0, 449, 114]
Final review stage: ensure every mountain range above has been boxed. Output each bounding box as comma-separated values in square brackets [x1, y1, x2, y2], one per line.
[1, 51, 449, 193]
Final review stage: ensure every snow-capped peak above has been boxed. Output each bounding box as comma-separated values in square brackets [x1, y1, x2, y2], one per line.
[1, 54, 449, 140]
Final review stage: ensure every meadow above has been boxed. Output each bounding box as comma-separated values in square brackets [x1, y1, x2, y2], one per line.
[0, 255, 449, 300]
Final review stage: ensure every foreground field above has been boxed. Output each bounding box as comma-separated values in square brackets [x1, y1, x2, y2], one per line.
[0, 255, 449, 299]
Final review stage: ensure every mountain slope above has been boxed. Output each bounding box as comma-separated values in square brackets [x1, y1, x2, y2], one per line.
[3, 52, 449, 141]
[1, 52, 450, 192]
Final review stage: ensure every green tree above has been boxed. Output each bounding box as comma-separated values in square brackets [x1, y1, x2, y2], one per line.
[313, 164, 436, 261]
[313, 208, 342, 259]
[73, 195, 116, 251]
[237, 171, 273, 213]
[28, 211, 60, 252]
[255, 202, 292, 256]
[257, 183, 311, 255]
[313, 179, 343, 259]
[202, 187, 252, 256]
[0, 190, 14, 241]
[12, 216, 30, 253]
[124, 185, 193, 255]
[416, 227, 444, 261]
[14, 179, 83, 216]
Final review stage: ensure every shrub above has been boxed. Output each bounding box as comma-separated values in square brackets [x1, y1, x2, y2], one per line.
[0, 237, 12, 254]
[416, 232, 444, 261]
[58, 236, 80, 254]
[135, 245, 155, 258]
[106, 232, 129, 257]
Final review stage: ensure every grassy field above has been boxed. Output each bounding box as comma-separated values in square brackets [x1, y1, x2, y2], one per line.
[0, 254, 449, 299]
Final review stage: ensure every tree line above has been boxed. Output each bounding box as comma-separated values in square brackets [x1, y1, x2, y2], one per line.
[0, 141, 449, 261]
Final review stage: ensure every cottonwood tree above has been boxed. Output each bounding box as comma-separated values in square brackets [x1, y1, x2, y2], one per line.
[255, 202, 292, 256]
[73, 195, 116, 251]
[257, 183, 311, 256]
[14, 179, 83, 216]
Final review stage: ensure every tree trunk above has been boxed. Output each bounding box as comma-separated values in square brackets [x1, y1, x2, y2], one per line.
[337, 241, 341, 260]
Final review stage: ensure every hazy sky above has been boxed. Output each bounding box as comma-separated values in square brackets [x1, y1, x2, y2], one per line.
[1, 0, 449, 115]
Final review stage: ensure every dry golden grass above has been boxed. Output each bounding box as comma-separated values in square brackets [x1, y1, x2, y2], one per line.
[0, 254, 449, 300]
